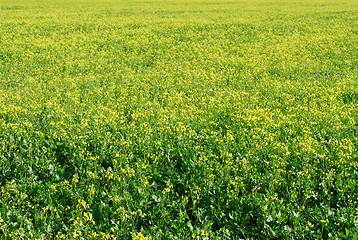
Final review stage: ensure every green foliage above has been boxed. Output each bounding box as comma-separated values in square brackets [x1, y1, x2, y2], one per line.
[1, 0, 358, 239]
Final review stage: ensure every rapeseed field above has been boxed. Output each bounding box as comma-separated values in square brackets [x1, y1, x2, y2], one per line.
[1, 0, 358, 239]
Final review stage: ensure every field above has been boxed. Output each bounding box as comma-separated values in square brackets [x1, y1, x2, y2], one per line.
[1, 0, 358, 239]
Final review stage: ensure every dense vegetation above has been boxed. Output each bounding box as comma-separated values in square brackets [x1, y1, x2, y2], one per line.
[1, 0, 358, 239]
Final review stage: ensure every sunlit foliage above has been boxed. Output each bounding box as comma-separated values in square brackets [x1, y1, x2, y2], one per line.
[1, 0, 358, 239]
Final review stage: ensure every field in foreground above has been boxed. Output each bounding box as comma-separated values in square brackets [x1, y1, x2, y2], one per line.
[1, 0, 358, 239]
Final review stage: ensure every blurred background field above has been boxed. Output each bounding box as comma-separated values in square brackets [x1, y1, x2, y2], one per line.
[1, 0, 358, 239]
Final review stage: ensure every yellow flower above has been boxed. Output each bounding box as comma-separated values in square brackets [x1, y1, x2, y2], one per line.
[133, 232, 147, 240]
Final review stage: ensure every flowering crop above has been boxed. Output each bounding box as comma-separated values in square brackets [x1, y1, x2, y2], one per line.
[1, 0, 358, 239]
